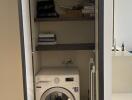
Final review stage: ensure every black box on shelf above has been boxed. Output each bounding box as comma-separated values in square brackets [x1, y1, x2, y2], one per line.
[37, 0, 59, 18]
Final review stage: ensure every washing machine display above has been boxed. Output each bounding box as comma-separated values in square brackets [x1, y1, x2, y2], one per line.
[41, 87, 75, 100]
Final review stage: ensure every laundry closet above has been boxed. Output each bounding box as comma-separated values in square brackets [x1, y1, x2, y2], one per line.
[21, 0, 101, 100]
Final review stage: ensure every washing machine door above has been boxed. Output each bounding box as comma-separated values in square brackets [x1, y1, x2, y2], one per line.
[40, 87, 75, 100]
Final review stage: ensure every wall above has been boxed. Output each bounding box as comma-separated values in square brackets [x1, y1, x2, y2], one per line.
[0, 0, 24, 100]
[104, 0, 113, 100]
[114, 0, 132, 51]
[39, 21, 95, 44]
[113, 0, 132, 93]
[112, 56, 132, 93]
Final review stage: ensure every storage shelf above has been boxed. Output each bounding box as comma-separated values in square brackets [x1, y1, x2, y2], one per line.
[36, 43, 95, 51]
[34, 16, 95, 22]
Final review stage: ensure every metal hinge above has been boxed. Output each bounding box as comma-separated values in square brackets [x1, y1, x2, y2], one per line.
[32, 51, 38, 54]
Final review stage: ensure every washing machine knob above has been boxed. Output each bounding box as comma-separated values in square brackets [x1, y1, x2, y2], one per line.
[54, 77, 60, 84]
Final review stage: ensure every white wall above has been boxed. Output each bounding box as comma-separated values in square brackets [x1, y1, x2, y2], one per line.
[114, 0, 132, 51]
[104, 0, 113, 100]
[112, 56, 132, 93]
[0, 0, 24, 100]
[113, 0, 132, 94]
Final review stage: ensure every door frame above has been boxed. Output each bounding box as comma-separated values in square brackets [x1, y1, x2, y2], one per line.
[18, 0, 34, 100]
[98, 0, 104, 100]
[18, 0, 28, 100]
[17, 0, 104, 100]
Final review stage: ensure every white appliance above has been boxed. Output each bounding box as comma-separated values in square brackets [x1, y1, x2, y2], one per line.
[35, 67, 80, 100]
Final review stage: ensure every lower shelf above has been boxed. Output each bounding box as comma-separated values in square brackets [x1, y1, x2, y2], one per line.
[36, 43, 95, 51]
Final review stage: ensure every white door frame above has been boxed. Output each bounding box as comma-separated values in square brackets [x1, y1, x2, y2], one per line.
[18, 0, 34, 100]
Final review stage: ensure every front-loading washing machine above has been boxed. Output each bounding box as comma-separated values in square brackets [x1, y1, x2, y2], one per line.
[35, 67, 80, 100]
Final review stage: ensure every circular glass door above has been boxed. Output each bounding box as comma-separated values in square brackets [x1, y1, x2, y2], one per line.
[41, 87, 75, 100]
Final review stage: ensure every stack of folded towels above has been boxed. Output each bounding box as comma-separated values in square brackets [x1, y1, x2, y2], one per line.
[82, 5, 95, 17]
[38, 32, 56, 45]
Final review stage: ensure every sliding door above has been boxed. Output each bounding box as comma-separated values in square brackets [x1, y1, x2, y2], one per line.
[18, 0, 34, 100]
[95, 0, 113, 100]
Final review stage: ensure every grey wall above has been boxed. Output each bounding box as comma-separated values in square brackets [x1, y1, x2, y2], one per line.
[39, 21, 95, 44]
[114, 0, 132, 51]
[0, 0, 24, 100]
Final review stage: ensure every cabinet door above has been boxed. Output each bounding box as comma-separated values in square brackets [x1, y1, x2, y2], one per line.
[95, 0, 113, 100]
[95, 0, 99, 100]
[0, 0, 24, 100]
[18, 0, 34, 100]
[103, 0, 113, 100]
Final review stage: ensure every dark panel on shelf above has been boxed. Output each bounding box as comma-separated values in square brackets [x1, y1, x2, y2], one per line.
[34, 16, 95, 22]
[36, 43, 95, 51]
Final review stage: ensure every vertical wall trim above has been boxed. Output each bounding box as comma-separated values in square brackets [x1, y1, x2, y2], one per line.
[113, 0, 115, 46]
[28, 0, 36, 99]
[29, 0, 33, 50]
[18, 0, 28, 100]
[98, 0, 104, 100]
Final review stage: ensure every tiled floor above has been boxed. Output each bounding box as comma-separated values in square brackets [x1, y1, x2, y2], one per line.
[112, 93, 132, 100]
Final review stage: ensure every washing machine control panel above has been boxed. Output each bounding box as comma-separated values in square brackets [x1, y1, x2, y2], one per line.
[54, 77, 74, 84]
[65, 77, 74, 82]
[73, 87, 79, 92]
[54, 77, 60, 84]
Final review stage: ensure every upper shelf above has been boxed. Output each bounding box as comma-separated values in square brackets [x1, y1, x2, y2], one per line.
[34, 16, 95, 22]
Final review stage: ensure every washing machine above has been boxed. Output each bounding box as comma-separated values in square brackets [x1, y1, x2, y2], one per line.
[35, 67, 80, 100]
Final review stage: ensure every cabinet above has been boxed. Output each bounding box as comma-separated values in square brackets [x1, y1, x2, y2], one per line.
[18, 0, 113, 100]
[31, 1, 96, 100]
